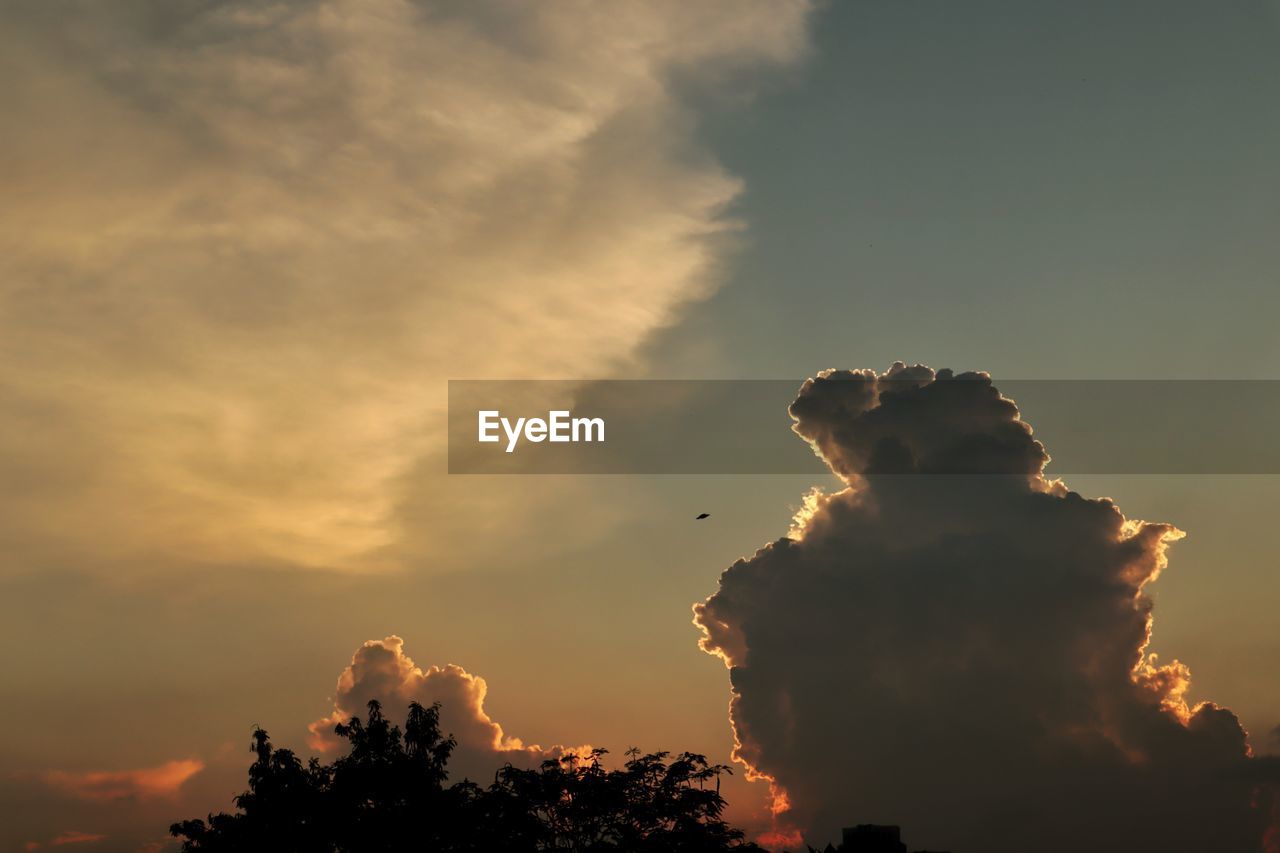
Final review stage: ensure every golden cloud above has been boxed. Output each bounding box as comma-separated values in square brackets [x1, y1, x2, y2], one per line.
[0, 0, 812, 577]
[309, 636, 589, 781]
[42, 759, 204, 802]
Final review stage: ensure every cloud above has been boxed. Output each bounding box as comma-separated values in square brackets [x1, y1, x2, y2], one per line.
[23, 831, 108, 851]
[0, 0, 812, 576]
[49, 831, 106, 848]
[42, 759, 204, 803]
[694, 364, 1279, 852]
[309, 636, 586, 782]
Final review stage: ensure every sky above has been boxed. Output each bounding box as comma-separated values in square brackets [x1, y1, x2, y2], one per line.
[2, 1, 1280, 851]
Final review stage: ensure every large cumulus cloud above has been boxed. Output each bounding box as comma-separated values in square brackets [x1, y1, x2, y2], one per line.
[695, 364, 1278, 852]
[309, 637, 587, 783]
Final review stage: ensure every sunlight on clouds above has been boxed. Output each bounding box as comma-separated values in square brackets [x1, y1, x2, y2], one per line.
[308, 636, 591, 782]
[23, 830, 108, 850]
[693, 366, 1277, 851]
[42, 759, 204, 802]
[0, 0, 812, 575]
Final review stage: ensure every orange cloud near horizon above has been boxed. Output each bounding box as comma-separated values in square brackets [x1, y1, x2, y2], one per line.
[42, 759, 204, 802]
[24, 830, 110, 850]
[308, 636, 592, 783]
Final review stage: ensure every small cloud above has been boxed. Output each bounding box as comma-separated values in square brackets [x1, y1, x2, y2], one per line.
[50, 831, 106, 847]
[22, 830, 108, 850]
[43, 760, 203, 802]
[309, 636, 589, 781]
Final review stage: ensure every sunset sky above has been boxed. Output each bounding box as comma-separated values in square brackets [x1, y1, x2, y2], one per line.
[3, 1, 1280, 851]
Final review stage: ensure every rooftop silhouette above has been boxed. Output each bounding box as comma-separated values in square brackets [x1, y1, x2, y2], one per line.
[806, 824, 951, 853]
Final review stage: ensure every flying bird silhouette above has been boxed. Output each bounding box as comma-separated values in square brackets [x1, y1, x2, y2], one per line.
[695, 513, 710, 520]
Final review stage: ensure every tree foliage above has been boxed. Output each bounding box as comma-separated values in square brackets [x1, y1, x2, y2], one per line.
[172, 700, 765, 852]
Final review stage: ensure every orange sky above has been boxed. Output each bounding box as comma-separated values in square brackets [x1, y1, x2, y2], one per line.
[5, 1, 1280, 850]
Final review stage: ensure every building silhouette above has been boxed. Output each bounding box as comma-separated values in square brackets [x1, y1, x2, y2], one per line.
[842, 824, 906, 853]
[837, 823, 951, 853]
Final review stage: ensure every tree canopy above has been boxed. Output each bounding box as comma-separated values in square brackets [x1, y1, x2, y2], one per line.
[172, 700, 766, 852]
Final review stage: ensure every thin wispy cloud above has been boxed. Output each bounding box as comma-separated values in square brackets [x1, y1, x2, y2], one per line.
[42, 759, 204, 802]
[0, 0, 812, 577]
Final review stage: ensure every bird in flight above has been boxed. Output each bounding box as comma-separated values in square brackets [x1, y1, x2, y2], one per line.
[695, 513, 710, 520]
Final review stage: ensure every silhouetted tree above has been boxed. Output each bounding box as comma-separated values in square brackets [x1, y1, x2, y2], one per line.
[172, 701, 765, 852]
[170, 725, 330, 851]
